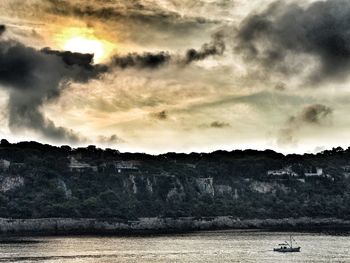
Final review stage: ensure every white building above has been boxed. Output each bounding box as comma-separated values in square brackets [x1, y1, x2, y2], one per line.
[69, 157, 97, 172]
[304, 168, 323, 177]
[114, 161, 140, 173]
[267, 166, 298, 177]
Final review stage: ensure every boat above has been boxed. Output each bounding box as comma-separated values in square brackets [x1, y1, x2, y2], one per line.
[273, 235, 301, 253]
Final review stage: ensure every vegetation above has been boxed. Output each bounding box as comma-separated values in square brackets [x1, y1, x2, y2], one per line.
[0, 140, 350, 220]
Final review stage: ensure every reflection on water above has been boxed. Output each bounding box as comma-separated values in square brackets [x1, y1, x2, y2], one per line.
[0, 231, 349, 262]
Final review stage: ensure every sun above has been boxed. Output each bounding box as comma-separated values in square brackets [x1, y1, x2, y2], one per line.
[64, 37, 105, 63]
[56, 27, 115, 64]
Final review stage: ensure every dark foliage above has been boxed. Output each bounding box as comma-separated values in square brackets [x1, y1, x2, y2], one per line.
[0, 140, 350, 220]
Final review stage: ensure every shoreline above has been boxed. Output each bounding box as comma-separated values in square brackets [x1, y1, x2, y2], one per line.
[1, 217, 350, 236]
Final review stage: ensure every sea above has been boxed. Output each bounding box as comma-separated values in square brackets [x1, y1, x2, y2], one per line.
[0, 230, 349, 262]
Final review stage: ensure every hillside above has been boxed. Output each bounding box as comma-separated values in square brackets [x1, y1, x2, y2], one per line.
[0, 139, 349, 220]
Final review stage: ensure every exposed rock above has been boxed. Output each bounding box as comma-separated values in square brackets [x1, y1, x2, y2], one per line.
[234, 188, 239, 200]
[251, 181, 275, 194]
[195, 178, 214, 197]
[57, 179, 72, 198]
[0, 176, 24, 192]
[250, 181, 289, 194]
[166, 178, 185, 201]
[146, 178, 153, 193]
[129, 175, 138, 194]
[214, 185, 232, 196]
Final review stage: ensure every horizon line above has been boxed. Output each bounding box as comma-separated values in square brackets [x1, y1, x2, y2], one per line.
[0, 138, 347, 157]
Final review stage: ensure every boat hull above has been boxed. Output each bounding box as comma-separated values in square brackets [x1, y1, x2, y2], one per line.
[273, 247, 301, 253]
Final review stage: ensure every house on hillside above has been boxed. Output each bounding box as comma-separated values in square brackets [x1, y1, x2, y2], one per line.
[114, 161, 140, 173]
[304, 167, 323, 177]
[69, 157, 97, 172]
[303, 167, 333, 180]
[267, 166, 298, 177]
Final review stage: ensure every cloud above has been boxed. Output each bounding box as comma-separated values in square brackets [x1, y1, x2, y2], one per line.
[314, 146, 326, 154]
[0, 21, 228, 144]
[199, 121, 231, 129]
[111, 32, 226, 69]
[151, 110, 168, 120]
[42, 48, 94, 68]
[112, 52, 171, 69]
[0, 40, 106, 143]
[29, 0, 223, 51]
[278, 104, 333, 146]
[210, 121, 231, 128]
[98, 134, 124, 145]
[185, 32, 226, 63]
[299, 104, 333, 124]
[45, 0, 217, 27]
[42, 48, 108, 80]
[236, 0, 350, 83]
[0, 25, 5, 36]
[275, 82, 286, 91]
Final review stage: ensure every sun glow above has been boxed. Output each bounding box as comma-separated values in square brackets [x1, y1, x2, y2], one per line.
[64, 37, 105, 63]
[56, 27, 115, 63]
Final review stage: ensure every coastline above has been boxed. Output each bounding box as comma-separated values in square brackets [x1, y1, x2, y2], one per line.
[1, 217, 350, 236]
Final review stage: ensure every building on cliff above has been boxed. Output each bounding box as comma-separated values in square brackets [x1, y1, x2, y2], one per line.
[114, 161, 140, 173]
[304, 167, 323, 177]
[68, 157, 98, 172]
[304, 167, 333, 180]
[267, 166, 298, 178]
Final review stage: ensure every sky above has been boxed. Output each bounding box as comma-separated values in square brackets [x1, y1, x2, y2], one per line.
[0, 0, 350, 154]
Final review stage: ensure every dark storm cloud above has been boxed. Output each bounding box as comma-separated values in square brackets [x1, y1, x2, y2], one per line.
[111, 33, 226, 69]
[210, 121, 231, 128]
[275, 83, 286, 91]
[151, 110, 168, 120]
[0, 25, 6, 36]
[278, 104, 333, 146]
[42, 48, 94, 68]
[299, 104, 333, 124]
[112, 52, 171, 69]
[42, 48, 108, 81]
[236, 0, 350, 83]
[185, 32, 226, 63]
[0, 40, 107, 143]
[199, 121, 231, 129]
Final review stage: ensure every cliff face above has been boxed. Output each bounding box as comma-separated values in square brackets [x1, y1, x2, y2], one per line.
[0, 173, 270, 199]
[100, 173, 224, 201]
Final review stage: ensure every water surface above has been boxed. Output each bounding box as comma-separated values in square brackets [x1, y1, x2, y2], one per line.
[0, 231, 349, 262]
